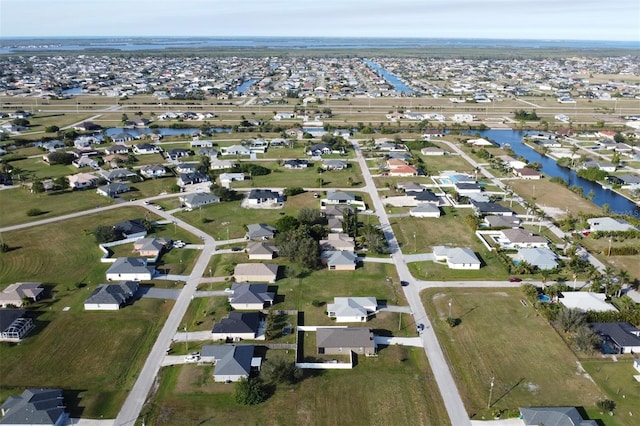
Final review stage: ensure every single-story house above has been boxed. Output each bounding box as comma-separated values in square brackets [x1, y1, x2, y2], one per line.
[40, 139, 66, 152]
[72, 156, 99, 169]
[212, 311, 262, 341]
[587, 217, 638, 233]
[320, 233, 355, 252]
[483, 215, 521, 228]
[0, 282, 44, 308]
[98, 168, 139, 182]
[316, 327, 377, 356]
[388, 164, 418, 177]
[433, 246, 481, 270]
[323, 204, 354, 219]
[519, 407, 597, 426]
[177, 172, 210, 187]
[166, 148, 192, 160]
[209, 157, 236, 170]
[133, 237, 170, 259]
[140, 164, 167, 178]
[247, 242, 278, 260]
[219, 172, 245, 188]
[0, 309, 35, 342]
[559, 292, 617, 313]
[246, 189, 282, 206]
[321, 250, 358, 271]
[421, 147, 447, 156]
[0, 388, 68, 426]
[111, 132, 136, 144]
[220, 145, 251, 156]
[104, 145, 129, 156]
[327, 297, 377, 323]
[106, 257, 154, 281]
[516, 248, 558, 270]
[227, 283, 275, 310]
[97, 182, 131, 198]
[327, 217, 344, 233]
[307, 143, 332, 156]
[466, 137, 493, 146]
[471, 201, 514, 217]
[269, 138, 289, 148]
[234, 263, 279, 283]
[410, 203, 441, 218]
[497, 229, 548, 249]
[283, 159, 309, 169]
[396, 181, 424, 192]
[175, 162, 199, 174]
[190, 139, 214, 148]
[407, 190, 441, 205]
[513, 168, 542, 180]
[325, 191, 355, 205]
[84, 281, 139, 310]
[200, 344, 256, 382]
[245, 223, 276, 241]
[453, 182, 482, 194]
[113, 219, 148, 239]
[180, 192, 220, 209]
[133, 143, 161, 155]
[322, 159, 348, 171]
[589, 322, 640, 354]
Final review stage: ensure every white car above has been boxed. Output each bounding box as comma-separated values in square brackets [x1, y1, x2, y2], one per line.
[155, 205, 164, 210]
[184, 352, 200, 363]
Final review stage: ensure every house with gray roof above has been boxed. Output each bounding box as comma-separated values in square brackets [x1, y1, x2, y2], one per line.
[322, 159, 348, 171]
[516, 248, 558, 270]
[327, 297, 377, 323]
[0, 282, 44, 308]
[587, 217, 638, 233]
[0, 388, 68, 426]
[0, 309, 34, 342]
[212, 312, 263, 341]
[247, 242, 278, 260]
[325, 191, 355, 204]
[497, 228, 548, 249]
[519, 407, 597, 426]
[246, 189, 282, 206]
[589, 322, 640, 354]
[200, 345, 256, 382]
[220, 145, 251, 156]
[316, 327, 376, 356]
[98, 168, 140, 182]
[180, 192, 220, 209]
[409, 203, 441, 218]
[321, 250, 358, 271]
[228, 283, 275, 310]
[139, 164, 167, 178]
[97, 182, 131, 198]
[433, 246, 481, 270]
[245, 223, 276, 241]
[483, 215, 521, 228]
[113, 218, 148, 240]
[106, 257, 154, 281]
[471, 200, 514, 217]
[234, 263, 279, 283]
[84, 281, 139, 310]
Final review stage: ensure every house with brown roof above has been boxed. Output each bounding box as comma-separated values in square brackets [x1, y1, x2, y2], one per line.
[320, 233, 355, 252]
[316, 327, 376, 356]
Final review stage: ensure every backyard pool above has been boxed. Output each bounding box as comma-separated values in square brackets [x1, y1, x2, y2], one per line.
[538, 294, 551, 302]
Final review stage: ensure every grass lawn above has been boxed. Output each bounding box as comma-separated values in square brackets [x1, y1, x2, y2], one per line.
[142, 343, 449, 426]
[580, 358, 640, 425]
[421, 153, 477, 174]
[0, 188, 116, 227]
[508, 179, 603, 218]
[579, 237, 640, 281]
[421, 288, 603, 420]
[0, 298, 173, 418]
[230, 161, 364, 189]
[5, 156, 77, 180]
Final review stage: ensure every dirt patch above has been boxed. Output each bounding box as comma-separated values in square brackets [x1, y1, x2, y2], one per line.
[524, 382, 539, 393]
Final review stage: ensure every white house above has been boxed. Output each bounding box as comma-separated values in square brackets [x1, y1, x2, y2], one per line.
[219, 172, 245, 188]
[327, 297, 377, 323]
[587, 217, 637, 233]
[67, 173, 98, 189]
[432, 246, 481, 270]
[106, 257, 154, 281]
[410, 203, 441, 218]
[84, 281, 139, 310]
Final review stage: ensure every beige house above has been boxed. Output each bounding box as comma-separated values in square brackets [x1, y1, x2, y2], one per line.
[247, 242, 278, 260]
[0, 282, 44, 308]
[316, 327, 377, 356]
[234, 263, 279, 283]
[320, 233, 355, 252]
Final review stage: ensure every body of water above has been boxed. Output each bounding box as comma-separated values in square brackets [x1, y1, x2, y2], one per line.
[1, 37, 638, 54]
[363, 59, 414, 94]
[105, 127, 230, 137]
[236, 78, 259, 94]
[61, 86, 83, 95]
[467, 129, 640, 216]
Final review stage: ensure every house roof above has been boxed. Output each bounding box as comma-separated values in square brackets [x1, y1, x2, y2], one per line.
[517, 248, 558, 270]
[98, 182, 131, 195]
[134, 237, 169, 253]
[247, 241, 278, 256]
[212, 312, 260, 334]
[559, 292, 618, 313]
[180, 192, 220, 206]
[0, 388, 66, 426]
[0, 309, 27, 332]
[501, 228, 547, 244]
[316, 327, 375, 349]
[485, 215, 521, 228]
[324, 204, 354, 218]
[397, 181, 424, 191]
[320, 233, 355, 251]
[85, 282, 138, 306]
[590, 322, 640, 349]
[113, 219, 147, 238]
[410, 203, 440, 214]
[229, 283, 275, 306]
[246, 223, 276, 239]
[201, 345, 254, 377]
[321, 250, 357, 266]
[326, 191, 355, 202]
[234, 263, 279, 279]
[433, 246, 481, 265]
[322, 159, 348, 168]
[471, 201, 513, 214]
[0, 282, 44, 303]
[407, 190, 438, 202]
[106, 257, 152, 276]
[248, 189, 280, 200]
[520, 406, 597, 426]
[327, 297, 377, 319]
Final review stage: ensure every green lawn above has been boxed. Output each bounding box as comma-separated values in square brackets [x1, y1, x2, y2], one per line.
[142, 343, 449, 426]
[5, 156, 77, 180]
[421, 288, 604, 420]
[0, 187, 117, 227]
[0, 298, 173, 418]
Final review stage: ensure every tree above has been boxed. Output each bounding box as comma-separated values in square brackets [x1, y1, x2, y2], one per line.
[47, 151, 75, 165]
[54, 176, 69, 191]
[557, 308, 585, 333]
[574, 325, 600, 354]
[298, 208, 324, 226]
[92, 225, 118, 243]
[234, 377, 267, 405]
[276, 226, 321, 269]
[360, 224, 389, 254]
[275, 215, 299, 233]
[31, 179, 45, 193]
[264, 310, 279, 340]
[44, 125, 60, 133]
[261, 354, 302, 385]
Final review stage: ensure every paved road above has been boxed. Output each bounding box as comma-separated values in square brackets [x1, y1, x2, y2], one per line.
[350, 138, 471, 426]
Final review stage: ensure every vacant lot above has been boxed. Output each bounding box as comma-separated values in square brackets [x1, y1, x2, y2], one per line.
[508, 179, 603, 218]
[0, 298, 172, 418]
[143, 343, 448, 426]
[422, 288, 603, 420]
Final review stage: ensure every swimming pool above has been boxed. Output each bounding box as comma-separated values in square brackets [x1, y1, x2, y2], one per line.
[538, 294, 551, 302]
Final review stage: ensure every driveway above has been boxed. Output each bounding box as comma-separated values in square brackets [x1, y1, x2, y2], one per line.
[358, 256, 394, 264]
[404, 253, 435, 263]
[137, 287, 181, 300]
[378, 305, 412, 314]
[374, 336, 424, 347]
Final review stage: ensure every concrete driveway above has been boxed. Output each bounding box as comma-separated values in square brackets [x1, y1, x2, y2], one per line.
[374, 336, 424, 347]
[137, 287, 181, 300]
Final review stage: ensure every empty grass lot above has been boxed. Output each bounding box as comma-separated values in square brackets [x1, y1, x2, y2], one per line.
[142, 343, 449, 426]
[422, 288, 603, 420]
[0, 298, 173, 418]
[230, 161, 364, 189]
[508, 179, 603, 218]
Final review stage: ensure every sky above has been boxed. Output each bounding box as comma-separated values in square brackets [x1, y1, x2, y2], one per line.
[1, 0, 639, 41]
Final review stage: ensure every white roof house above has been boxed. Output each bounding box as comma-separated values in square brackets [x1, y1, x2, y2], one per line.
[559, 292, 618, 313]
[327, 297, 377, 323]
[234, 263, 279, 283]
[432, 246, 481, 270]
[410, 203, 441, 218]
[587, 217, 637, 233]
[516, 248, 558, 270]
[106, 257, 154, 281]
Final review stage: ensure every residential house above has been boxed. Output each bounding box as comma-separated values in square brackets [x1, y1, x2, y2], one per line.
[140, 164, 167, 179]
[180, 192, 220, 209]
[483, 215, 521, 228]
[219, 172, 245, 188]
[516, 248, 558, 270]
[471, 201, 514, 217]
[200, 344, 256, 382]
[322, 159, 348, 171]
[269, 138, 288, 148]
[307, 143, 332, 156]
[0, 389, 68, 426]
[320, 233, 355, 252]
[73, 135, 103, 149]
[396, 181, 424, 192]
[432, 246, 481, 270]
[246, 189, 282, 206]
[325, 191, 355, 205]
[513, 168, 542, 180]
[497, 155, 527, 170]
[106, 257, 154, 281]
[104, 145, 129, 156]
[113, 219, 148, 239]
[248, 139, 269, 154]
[209, 157, 236, 170]
[98, 168, 139, 182]
[421, 147, 447, 156]
[321, 250, 358, 271]
[245, 223, 277, 241]
[583, 160, 616, 173]
[589, 322, 640, 354]
[175, 162, 199, 174]
[453, 181, 482, 194]
[110, 132, 136, 144]
[466, 138, 493, 146]
[166, 148, 192, 160]
[559, 292, 618, 313]
[133, 237, 170, 259]
[67, 173, 98, 190]
[220, 145, 251, 156]
[387, 162, 418, 177]
[324, 204, 354, 218]
[103, 154, 128, 168]
[497, 229, 548, 249]
[410, 203, 441, 218]
[177, 172, 210, 187]
[0, 309, 34, 342]
[40, 140, 66, 152]
[273, 112, 295, 120]
[97, 182, 131, 198]
[211, 311, 262, 341]
[316, 327, 377, 356]
[84, 281, 139, 310]
[247, 242, 278, 260]
[234, 263, 279, 283]
[0, 282, 44, 308]
[283, 159, 309, 169]
[72, 156, 99, 169]
[519, 407, 597, 426]
[133, 143, 160, 155]
[190, 139, 214, 148]
[227, 283, 275, 310]
[407, 190, 441, 205]
[327, 297, 377, 323]
[587, 217, 638, 233]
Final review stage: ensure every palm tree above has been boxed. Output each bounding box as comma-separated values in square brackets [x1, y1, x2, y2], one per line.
[602, 266, 615, 296]
[616, 269, 630, 298]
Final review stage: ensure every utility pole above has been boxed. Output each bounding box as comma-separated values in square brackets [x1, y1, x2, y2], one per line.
[448, 299, 452, 318]
[488, 376, 495, 408]
[184, 325, 188, 353]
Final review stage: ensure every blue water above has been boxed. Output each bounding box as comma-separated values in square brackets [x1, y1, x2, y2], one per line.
[236, 78, 259, 94]
[464, 129, 640, 216]
[1, 37, 638, 54]
[61, 86, 83, 95]
[363, 59, 414, 94]
[538, 294, 551, 302]
[302, 127, 327, 135]
[105, 127, 230, 137]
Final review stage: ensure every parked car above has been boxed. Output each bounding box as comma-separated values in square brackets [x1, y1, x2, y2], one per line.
[155, 205, 164, 210]
[400, 280, 409, 287]
[230, 247, 242, 252]
[508, 277, 522, 282]
[416, 323, 425, 333]
[184, 352, 200, 363]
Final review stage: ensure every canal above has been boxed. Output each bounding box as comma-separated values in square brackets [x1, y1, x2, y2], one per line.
[468, 129, 640, 216]
[362, 59, 414, 94]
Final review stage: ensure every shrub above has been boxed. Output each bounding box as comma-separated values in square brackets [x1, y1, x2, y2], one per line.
[234, 378, 267, 405]
[26, 208, 45, 217]
[311, 300, 325, 307]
